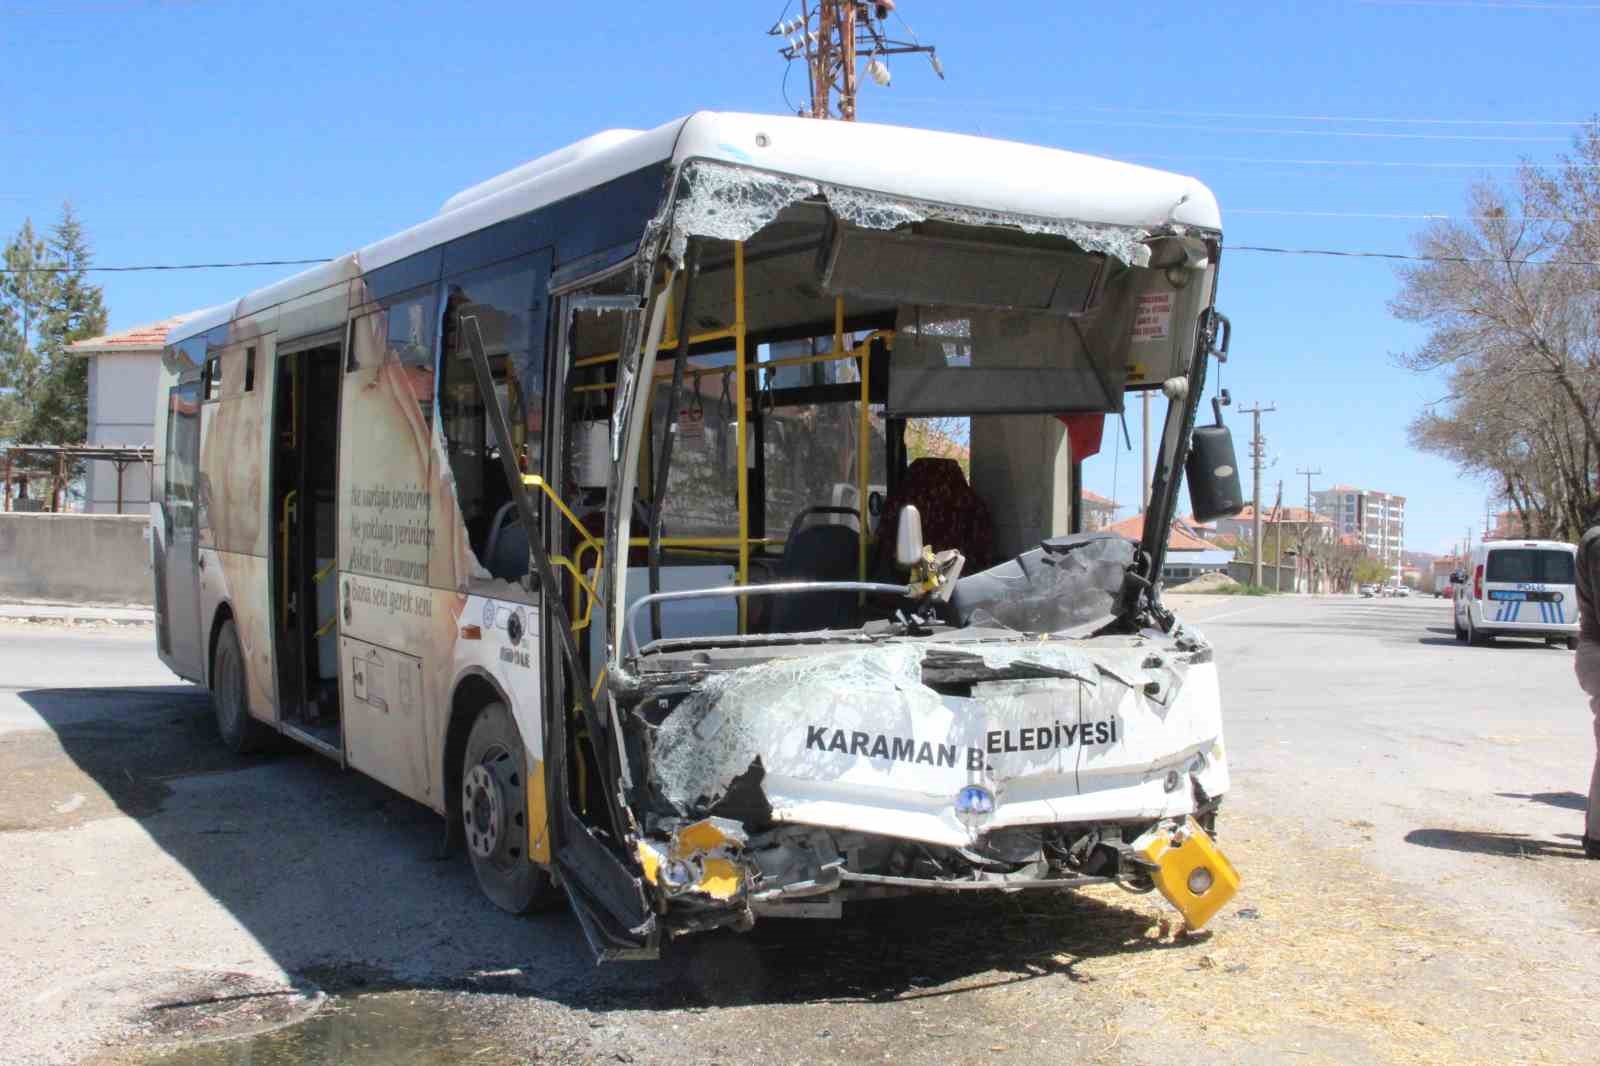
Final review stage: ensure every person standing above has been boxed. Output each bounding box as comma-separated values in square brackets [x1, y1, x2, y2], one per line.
[1572, 525, 1600, 859]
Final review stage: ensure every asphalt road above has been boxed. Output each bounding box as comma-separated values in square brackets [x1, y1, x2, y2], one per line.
[1, 600, 1596, 1066]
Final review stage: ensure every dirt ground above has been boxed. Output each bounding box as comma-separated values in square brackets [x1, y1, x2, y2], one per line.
[3, 607, 1598, 1065]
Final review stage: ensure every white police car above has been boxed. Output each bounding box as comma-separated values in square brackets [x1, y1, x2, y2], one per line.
[1453, 539, 1579, 649]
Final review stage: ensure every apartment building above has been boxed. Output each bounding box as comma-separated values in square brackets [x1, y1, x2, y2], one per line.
[1313, 485, 1406, 577]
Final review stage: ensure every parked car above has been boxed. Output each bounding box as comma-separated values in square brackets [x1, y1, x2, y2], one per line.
[1453, 539, 1579, 649]
[1359, 584, 1376, 598]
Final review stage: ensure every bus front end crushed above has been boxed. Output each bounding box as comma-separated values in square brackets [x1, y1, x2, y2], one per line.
[617, 542, 1236, 937]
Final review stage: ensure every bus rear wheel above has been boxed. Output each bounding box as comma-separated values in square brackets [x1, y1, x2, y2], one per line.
[462, 702, 560, 914]
[211, 620, 271, 754]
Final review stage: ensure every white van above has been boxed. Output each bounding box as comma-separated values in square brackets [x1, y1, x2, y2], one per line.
[1452, 539, 1579, 648]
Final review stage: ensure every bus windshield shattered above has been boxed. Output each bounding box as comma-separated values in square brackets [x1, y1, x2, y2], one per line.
[469, 134, 1244, 957]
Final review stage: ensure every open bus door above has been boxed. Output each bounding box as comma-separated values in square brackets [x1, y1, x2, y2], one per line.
[459, 311, 656, 960]
[157, 376, 205, 679]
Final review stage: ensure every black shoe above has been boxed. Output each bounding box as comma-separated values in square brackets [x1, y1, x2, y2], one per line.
[1586, 836, 1600, 860]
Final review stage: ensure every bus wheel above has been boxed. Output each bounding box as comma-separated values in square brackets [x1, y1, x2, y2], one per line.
[462, 702, 558, 914]
[211, 620, 270, 754]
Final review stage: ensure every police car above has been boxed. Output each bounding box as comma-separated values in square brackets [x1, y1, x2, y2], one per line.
[1452, 539, 1579, 649]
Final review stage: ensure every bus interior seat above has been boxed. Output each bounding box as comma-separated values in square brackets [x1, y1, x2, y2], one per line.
[483, 501, 529, 581]
[876, 456, 994, 573]
[767, 506, 861, 632]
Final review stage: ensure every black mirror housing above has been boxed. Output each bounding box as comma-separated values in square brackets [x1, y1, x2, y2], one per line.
[1186, 397, 1245, 522]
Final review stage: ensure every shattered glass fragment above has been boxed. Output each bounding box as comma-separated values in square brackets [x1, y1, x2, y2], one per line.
[667, 162, 820, 264]
[668, 161, 1153, 269]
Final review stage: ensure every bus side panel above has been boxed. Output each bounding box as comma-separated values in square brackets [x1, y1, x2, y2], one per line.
[337, 294, 471, 812]
[198, 336, 278, 717]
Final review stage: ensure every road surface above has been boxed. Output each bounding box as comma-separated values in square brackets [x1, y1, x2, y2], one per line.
[0, 599, 1595, 1066]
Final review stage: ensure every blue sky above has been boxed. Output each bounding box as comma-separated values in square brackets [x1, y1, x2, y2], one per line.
[4, 0, 1596, 554]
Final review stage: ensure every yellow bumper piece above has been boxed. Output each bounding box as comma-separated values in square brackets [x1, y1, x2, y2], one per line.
[635, 818, 748, 902]
[1135, 817, 1240, 930]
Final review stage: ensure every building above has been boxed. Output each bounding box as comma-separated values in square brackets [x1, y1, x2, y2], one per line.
[1312, 485, 1406, 578]
[67, 315, 192, 514]
[1081, 490, 1119, 532]
[1106, 513, 1233, 585]
[1488, 509, 1532, 541]
[1214, 505, 1333, 546]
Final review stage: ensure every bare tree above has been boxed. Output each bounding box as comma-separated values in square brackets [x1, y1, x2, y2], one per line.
[1393, 122, 1600, 540]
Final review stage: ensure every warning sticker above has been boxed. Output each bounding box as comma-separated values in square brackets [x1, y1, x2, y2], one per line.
[1133, 292, 1173, 342]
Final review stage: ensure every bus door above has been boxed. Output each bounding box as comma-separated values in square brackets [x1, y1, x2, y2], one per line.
[270, 333, 345, 752]
[462, 294, 656, 959]
[159, 377, 204, 680]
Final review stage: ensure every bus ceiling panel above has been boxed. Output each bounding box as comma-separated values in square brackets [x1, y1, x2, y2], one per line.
[821, 226, 1107, 316]
[888, 306, 1129, 418]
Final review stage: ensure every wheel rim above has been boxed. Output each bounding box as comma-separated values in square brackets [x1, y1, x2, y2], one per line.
[463, 746, 523, 865]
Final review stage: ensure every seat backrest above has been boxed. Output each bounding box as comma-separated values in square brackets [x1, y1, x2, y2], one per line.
[769, 523, 860, 632]
[487, 520, 530, 581]
[877, 457, 993, 572]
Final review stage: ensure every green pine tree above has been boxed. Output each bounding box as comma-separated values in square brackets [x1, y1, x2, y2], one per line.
[0, 217, 54, 442]
[23, 204, 108, 445]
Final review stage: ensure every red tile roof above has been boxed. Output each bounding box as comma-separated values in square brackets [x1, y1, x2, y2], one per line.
[1106, 514, 1216, 553]
[1230, 505, 1330, 524]
[69, 314, 193, 354]
[1081, 489, 1118, 508]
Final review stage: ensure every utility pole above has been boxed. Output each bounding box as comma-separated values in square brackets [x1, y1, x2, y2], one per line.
[1273, 481, 1284, 592]
[1239, 404, 1275, 587]
[770, 1, 944, 121]
[1295, 467, 1321, 592]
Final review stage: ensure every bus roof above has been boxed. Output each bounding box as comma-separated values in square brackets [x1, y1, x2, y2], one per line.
[169, 111, 1221, 347]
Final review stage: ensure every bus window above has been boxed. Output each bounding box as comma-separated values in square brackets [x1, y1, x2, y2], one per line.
[652, 358, 740, 541]
[438, 255, 545, 570]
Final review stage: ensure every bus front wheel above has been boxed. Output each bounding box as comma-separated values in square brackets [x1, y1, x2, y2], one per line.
[462, 702, 560, 914]
[211, 620, 271, 754]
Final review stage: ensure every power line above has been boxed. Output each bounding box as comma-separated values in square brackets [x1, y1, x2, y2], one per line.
[870, 104, 1574, 142]
[1356, 0, 1600, 10]
[0, 257, 332, 275]
[885, 95, 1592, 127]
[1224, 244, 1600, 266]
[5, 245, 1600, 277]
[1230, 207, 1576, 221]
[1127, 152, 1600, 169]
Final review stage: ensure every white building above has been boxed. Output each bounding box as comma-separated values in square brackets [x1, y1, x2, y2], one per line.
[1313, 484, 1406, 578]
[68, 315, 192, 513]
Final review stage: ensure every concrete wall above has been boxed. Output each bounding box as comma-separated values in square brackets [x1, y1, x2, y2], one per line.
[85, 350, 160, 514]
[0, 513, 152, 605]
[1227, 560, 1303, 592]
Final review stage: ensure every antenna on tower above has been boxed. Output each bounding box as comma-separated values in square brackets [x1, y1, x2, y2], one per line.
[768, 1, 944, 121]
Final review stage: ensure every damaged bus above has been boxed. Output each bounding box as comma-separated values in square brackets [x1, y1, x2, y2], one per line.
[151, 112, 1243, 961]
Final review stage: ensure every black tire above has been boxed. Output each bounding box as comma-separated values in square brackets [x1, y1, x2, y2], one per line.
[211, 620, 272, 754]
[461, 702, 561, 914]
[1454, 617, 1467, 643]
[1467, 615, 1490, 647]
[1567, 636, 1580, 651]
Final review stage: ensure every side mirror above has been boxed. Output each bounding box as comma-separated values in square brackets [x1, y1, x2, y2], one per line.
[1186, 397, 1245, 522]
[895, 504, 926, 568]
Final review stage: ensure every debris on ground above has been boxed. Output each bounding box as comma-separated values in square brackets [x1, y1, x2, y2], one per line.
[1175, 571, 1242, 593]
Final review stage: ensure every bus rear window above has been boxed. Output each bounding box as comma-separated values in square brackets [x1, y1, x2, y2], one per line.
[1485, 548, 1575, 584]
